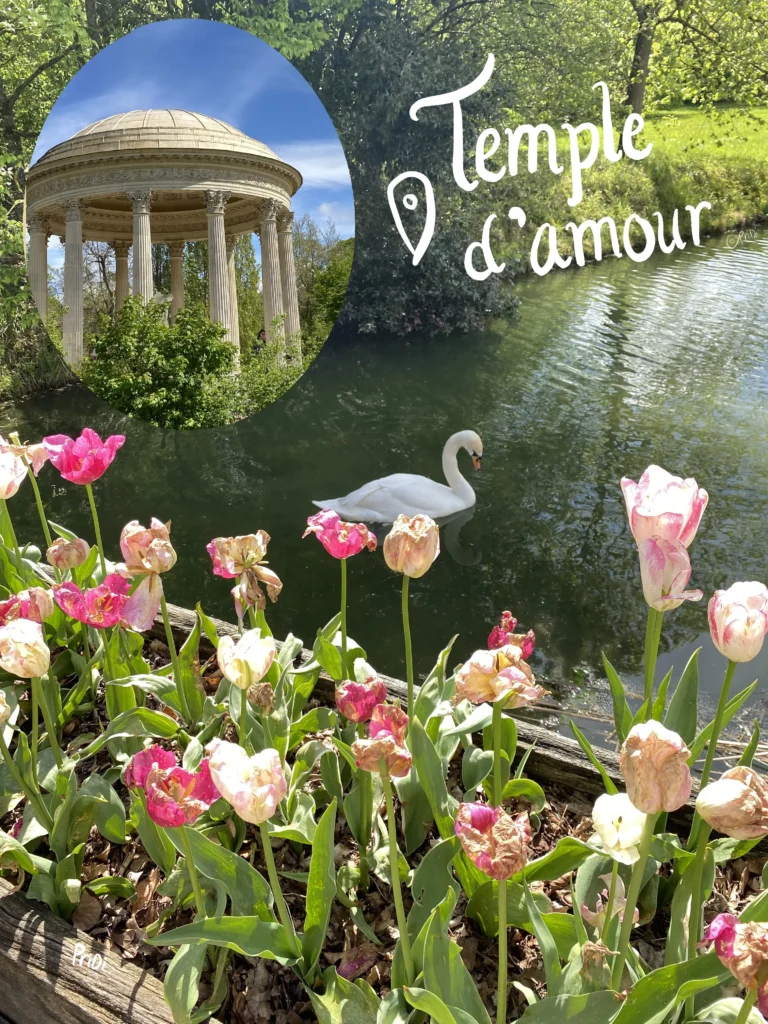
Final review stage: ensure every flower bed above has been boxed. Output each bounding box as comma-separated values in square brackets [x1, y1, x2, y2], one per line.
[0, 430, 767, 1024]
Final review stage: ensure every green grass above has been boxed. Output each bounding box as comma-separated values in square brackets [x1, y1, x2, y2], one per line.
[641, 104, 768, 164]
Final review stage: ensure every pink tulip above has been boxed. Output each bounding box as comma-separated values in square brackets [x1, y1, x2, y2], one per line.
[124, 744, 178, 789]
[0, 436, 48, 477]
[620, 720, 692, 814]
[0, 450, 27, 500]
[703, 914, 768, 1014]
[207, 533, 283, 617]
[454, 645, 547, 707]
[0, 619, 50, 677]
[43, 428, 125, 485]
[145, 757, 218, 827]
[708, 582, 768, 663]
[0, 587, 54, 626]
[638, 537, 703, 612]
[335, 678, 388, 723]
[303, 510, 377, 560]
[53, 574, 131, 629]
[621, 464, 708, 547]
[120, 519, 177, 575]
[46, 536, 91, 570]
[488, 610, 535, 658]
[352, 704, 412, 777]
[207, 739, 287, 824]
[454, 803, 531, 880]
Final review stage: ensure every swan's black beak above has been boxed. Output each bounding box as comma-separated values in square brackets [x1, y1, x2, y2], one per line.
[472, 453, 482, 471]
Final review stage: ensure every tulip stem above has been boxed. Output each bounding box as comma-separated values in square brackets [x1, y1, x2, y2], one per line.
[610, 813, 656, 989]
[239, 691, 252, 755]
[688, 659, 736, 850]
[160, 593, 191, 727]
[402, 575, 414, 718]
[734, 988, 758, 1024]
[36, 676, 64, 768]
[0, 729, 53, 831]
[340, 557, 347, 677]
[179, 826, 206, 919]
[642, 607, 663, 713]
[492, 700, 504, 807]
[498, 877, 508, 1024]
[381, 765, 414, 984]
[85, 484, 107, 576]
[684, 827, 712, 1020]
[24, 462, 54, 553]
[1, 499, 22, 572]
[601, 859, 620, 942]
[29, 678, 39, 792]
[259, 821, 302, 959]
[357, 747, 372, 890]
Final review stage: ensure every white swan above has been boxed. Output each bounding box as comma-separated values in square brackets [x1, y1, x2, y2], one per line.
[312, 430, 483, 523]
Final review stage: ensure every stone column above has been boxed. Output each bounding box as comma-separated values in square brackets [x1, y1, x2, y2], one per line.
[62, 199, 84, 366]
[27, 214, 49, 322]
[204, 190, 232, 345]
[113, 240, 131, 312]
[277, 211, 301, 361]
[260, 200, 285, 357]
[169, 241, 185, 321]
[225, 234, 240, 353]
[129, 191, 153, 301]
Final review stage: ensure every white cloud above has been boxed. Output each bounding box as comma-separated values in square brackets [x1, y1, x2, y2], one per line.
[275, 141, 351, 189]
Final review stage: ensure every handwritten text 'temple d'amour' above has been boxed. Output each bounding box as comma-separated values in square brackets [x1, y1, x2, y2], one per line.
[388, 54, 712, 280]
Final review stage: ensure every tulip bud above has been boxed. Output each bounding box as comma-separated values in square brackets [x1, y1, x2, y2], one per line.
[217, 629, 275, 690]
[247, 682, 275, 714]
[206, 738, 287, 824]
[0, 690, 11, 725]
[454, 803, 531, 880]
[696, 767, 768, 840]
[621, 465, 708, 547]
[708, 582, 768, 663]
[591, 792, 647, 864]
[383, 514, 440, 578]
[46, 536, 91, 570]
[0, 619, 50, 678]
[23, 587, 54, 623]
[619, 720, 692, 814]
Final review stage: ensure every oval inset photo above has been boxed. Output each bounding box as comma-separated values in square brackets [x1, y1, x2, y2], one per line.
[26, 20, 354, 429]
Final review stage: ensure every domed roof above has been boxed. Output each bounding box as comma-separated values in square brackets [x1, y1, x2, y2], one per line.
[34, 108, 283, 165]
[74, 109, 258, 141]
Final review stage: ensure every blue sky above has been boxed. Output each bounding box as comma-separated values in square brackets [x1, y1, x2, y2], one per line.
[34, 20, 354, 267]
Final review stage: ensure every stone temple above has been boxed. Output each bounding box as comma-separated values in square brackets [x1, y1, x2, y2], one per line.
[25, 109, 303, 366]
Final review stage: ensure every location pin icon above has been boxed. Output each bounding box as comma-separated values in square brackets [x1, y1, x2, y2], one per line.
[387, 171, 436, 266]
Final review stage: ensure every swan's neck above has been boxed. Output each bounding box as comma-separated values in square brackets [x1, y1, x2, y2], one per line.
[442, 440, 475, 504]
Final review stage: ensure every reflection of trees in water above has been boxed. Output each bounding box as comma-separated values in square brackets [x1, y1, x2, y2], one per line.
[4, 233, 768, 692]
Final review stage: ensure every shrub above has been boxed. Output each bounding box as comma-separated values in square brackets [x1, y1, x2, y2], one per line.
[80, 298, 237, 429]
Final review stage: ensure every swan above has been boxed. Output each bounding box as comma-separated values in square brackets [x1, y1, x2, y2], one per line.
[312, 430, 483, 523]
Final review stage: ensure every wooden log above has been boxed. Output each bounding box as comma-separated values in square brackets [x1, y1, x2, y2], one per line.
[0, 878, 219, 1024]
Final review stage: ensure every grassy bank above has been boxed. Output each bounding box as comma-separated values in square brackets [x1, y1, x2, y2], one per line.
[495, 105, 768, 270]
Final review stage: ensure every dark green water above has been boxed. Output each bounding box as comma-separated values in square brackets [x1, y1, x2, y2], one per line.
[4, 228, 768, 742]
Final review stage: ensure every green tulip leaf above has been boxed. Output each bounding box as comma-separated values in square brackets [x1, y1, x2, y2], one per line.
[149, 916, 300, 965]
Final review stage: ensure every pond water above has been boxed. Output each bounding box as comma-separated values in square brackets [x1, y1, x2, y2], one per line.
[4, 228, 768, 748]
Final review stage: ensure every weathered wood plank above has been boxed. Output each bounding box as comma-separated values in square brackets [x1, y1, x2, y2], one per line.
[0, 879, 201, 1024]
